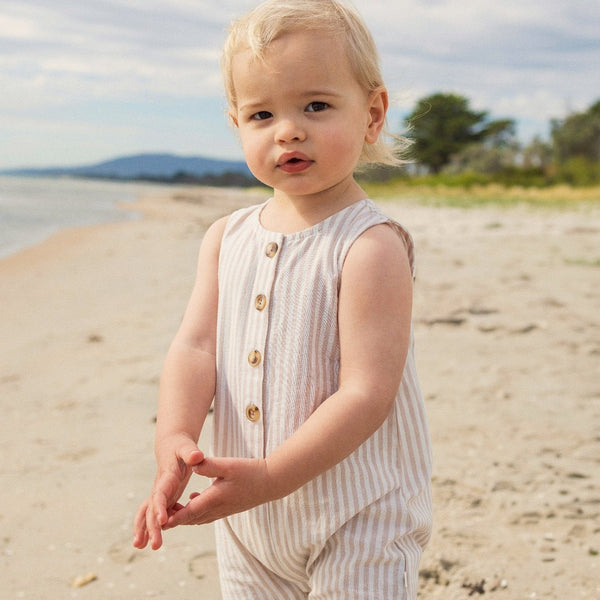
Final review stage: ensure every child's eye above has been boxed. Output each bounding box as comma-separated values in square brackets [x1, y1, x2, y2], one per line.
[251, 111, 273, 121]
[306, 102, 329, 113]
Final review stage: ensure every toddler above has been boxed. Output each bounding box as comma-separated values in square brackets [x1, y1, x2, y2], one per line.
[134, 1, 432, 598]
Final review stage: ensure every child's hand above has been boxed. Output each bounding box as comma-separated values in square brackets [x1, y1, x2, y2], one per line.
[163, 456, 277, 528]
[133, 436, 204, 550]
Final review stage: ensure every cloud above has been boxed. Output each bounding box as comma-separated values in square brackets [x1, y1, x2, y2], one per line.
[0, 0, 598, 167]
[359, 0, 599, 133]
[1, 0, 233, 108]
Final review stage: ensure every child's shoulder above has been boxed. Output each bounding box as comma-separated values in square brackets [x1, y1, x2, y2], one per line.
[358, 200, 415, 277]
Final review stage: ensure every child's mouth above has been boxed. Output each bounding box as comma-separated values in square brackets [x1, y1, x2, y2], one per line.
[278, 153, 312, 173]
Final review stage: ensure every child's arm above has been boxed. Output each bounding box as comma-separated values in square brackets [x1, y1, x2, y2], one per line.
[133, 216, 227, 550]
[264, 222, 412, 490]
[164, 222, 413, 526]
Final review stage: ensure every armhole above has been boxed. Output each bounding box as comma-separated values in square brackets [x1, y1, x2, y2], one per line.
[340, 218, 417, 288]
[382, 220, 416, 279]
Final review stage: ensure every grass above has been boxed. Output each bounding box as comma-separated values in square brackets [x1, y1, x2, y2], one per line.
[360, 178, 600, 209]
[212, 177, 600, 210]
[564, 257, 600, 268]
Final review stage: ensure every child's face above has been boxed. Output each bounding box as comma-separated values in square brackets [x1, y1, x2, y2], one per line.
[229, 30, 385, 201]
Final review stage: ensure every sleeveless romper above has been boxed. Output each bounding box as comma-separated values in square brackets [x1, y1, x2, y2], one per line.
[212, 199, 432, 599]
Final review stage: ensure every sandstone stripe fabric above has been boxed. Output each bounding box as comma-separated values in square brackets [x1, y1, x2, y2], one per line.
[212, 199, 432, 599]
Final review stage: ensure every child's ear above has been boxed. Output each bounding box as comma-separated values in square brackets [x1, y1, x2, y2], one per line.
[365, 88, 388, 143]
[229, 109, 239, 128]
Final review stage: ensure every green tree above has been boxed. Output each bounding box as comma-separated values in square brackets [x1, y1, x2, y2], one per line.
[522, 136, 553, 170]
[551, 100, 600, 185]
[406, 93, 515, 173]
[445, 142, 519, 176]
[551, 100, 600, 163]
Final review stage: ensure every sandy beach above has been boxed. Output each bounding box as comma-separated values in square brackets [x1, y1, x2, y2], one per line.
[1, 186, 598, 599]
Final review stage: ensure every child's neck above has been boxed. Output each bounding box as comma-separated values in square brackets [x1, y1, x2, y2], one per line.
[263, 179, 367, 234]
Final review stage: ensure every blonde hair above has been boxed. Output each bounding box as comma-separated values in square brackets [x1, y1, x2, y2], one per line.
[222, 0, 407, 167]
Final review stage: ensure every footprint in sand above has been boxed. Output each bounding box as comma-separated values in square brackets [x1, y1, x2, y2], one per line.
[188, 551, 219, 580]
[109, 539, 143, 564]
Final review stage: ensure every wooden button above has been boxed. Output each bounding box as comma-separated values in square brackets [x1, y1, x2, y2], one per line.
[255, 294, 267, 311]
[246, 404, 260, 422]
[265, 242, 279, 258]
[248, 350, 262, 367]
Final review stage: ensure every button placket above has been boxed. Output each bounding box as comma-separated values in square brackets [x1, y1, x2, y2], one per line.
[244, 233, 283, 437]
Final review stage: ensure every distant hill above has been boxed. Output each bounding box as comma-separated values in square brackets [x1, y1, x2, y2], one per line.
[2, 153, 254, 182]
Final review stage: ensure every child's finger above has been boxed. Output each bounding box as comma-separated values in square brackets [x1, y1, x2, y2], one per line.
[147, 505, 164, 550]
[175, 439, 205, 467]
[187, 449, 205, 465]
[132, 500, 150, 549]
[191, 456, 228, 478]
[165, 488, 214, 528]
[151, 485, 170, 527]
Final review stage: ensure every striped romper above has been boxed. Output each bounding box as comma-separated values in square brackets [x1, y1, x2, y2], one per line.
[213, 199, 432, 599]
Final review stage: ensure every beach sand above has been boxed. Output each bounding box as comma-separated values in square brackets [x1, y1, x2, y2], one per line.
[1, 186, 598, 599]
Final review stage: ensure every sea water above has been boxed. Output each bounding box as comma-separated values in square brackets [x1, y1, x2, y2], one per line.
[0, 176, 168, 259]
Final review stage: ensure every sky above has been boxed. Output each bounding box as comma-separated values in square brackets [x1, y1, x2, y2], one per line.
[1, 0, 598, 169]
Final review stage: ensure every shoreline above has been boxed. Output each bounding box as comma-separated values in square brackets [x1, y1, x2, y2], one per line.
[0, 175, 171, 262]
[0, 184, 266, 271]
[1, 186, 598, 599]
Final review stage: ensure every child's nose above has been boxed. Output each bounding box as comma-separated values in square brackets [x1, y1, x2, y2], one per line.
[275, 118, 306, 143]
